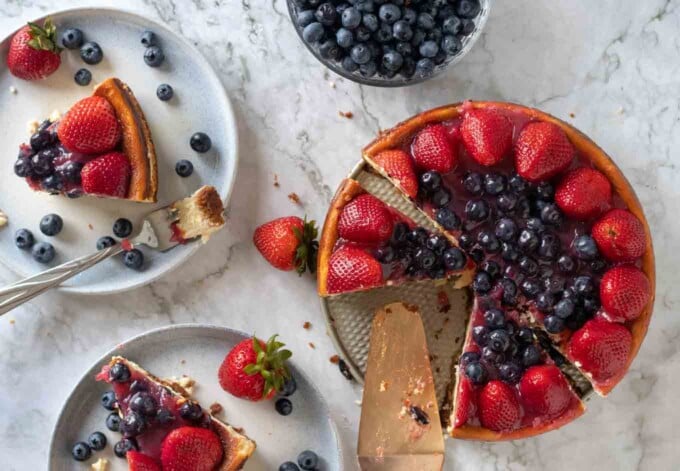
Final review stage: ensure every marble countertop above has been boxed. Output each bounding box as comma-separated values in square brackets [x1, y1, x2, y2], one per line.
[1, 0, 679, 469]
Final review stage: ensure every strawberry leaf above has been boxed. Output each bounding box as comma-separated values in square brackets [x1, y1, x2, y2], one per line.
[25, 17, 61, 54]
[242, 334, 293, 398]
[293, 216, 319, 276]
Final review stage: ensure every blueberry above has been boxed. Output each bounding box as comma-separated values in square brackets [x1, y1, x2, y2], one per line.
[420, 171, 442, 193]
[501, 242, 519, 262]
[496, 192, 518, 213]
[280, 462, 301, 471]
[435, 208, 461, 230]
[113, 438, 137, 458]
[319, 39, 341, 59]
[464, 199, 489, 221]
[517, 228, 539, 253]
[72, 442, 91, 461]
[455, 0, 481, 19]
[14, 157, 33, 177]
[336, 27, 354, 48]
[112, 218, 132, 238]
[458, 232, 474, 250]
[379, 3, 401, 24]
[508, 173, 529, 193]
[382, 50, 404, 71]
[14, 229, 34, 250]
[522, 345, 542, 367]
[500, 277, 518, 305]
[536, 291, 555, 312]
[314, 1, 337, 24]
[483, 173, 506, 195]
[440, 34, 461, 55]
[415, 57, 435, 77]
[419, 39, 439, 57]
[39, 213, 63, 237]
[516, 256, 537, 277]
[464, 361, 488, 385]
[477, 230, 500, 253]
[525, 217, 545, 234]
[143, 45, 165, 67]
[554, 298, 575, 319]
[573, 275, 596, 296]
[123, 249, 144, 270]
[443, 247, 466, 270]
[460, 351, 481, 366]
[540, 203, 563, 226]
[130, 392, 157, 417]
[280, 375, 297, 397]
[32, 242, 55, 264]
[463, 172, 484, 195]
[468, 247, 484, 263]
[351, 43, 372, 64]
[590, 258, 607, 273]
[535, 182, 554, 201]
[538, 232, 561, 260]
[499, 362, 523, 384]
[373, 22, 393, 43]
[441, 15, 462, 35]
[355, 25, 372, 42]
[101, 391, 117, 410]
[302, 22, 325, 43]
[31, 149, 55, 176]
[391, 222, 409, 246]
[175, 159, 194, 177]
[275, 397, 293, 416]
[417, 12, 435, 30]
[544, 315, 565, 333]
[433, 49, 447, 65]
[460, 18, 476, 35]
[556, 254, 575, 273]
[480, 260, 500, 278]
[93, 236, 115, 251]
[341, 6, 362, 28]
[179, 401, 203, 422]
[481, 346, 504, 364]
[141, 30, 156, 47]
[494, 218, 517, 242]
[359, 61, 377, 77]
[298, 450, 319, 470]
[516, 196, 531, 217]
[583, 296, 601, 314]
[403, 7, 417, 25]
[488, 329, 511, 352]
[120, 411, 146, 437]
[190, 132, 212, 153]
[156, 83, 174, 101]
[407, 227, 428, 246]
[415, 247, 436, 270]
[411, 28, 426, 46]
[109, 362, 131, 382]
[517, 327, 534, 344]
[520, 279, 541, 299]
[59, 161, 82, 184]
[425, 235, 447, 254]
[392, 20, 413, 41]
[472, 325, 489, 346]
[356, 0, 375, 13]
[573, 234, 598, 260]
[484, 308, 506, 329]
[156, 408, 175, 425]
[472, 271, 492, 294]
[74, 68, 92, 86]
[41, 174, 64, 193]
[106, 412, 121, 432]
[395, 38, 413, 55]
[61, 28, 84, 49]
[80, 41, 103, 65]
[88, 431, 107, 451]
[430, 187, 451, 208]
[362, 13, 379, 31]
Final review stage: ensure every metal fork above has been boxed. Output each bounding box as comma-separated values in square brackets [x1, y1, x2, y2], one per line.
[0, 203, 182, 315]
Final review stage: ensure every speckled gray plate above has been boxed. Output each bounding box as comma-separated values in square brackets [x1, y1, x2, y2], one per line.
[0, 7, 238, 294]
[49, 324, 342, 470]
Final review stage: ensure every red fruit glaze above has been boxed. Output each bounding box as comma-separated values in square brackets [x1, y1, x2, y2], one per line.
[218, 338, 274, 401]
[567, 319, 632, 384]
[7, 25, 61, 80]
[519, 365, 572, 419]
[600, 266, 651, 322]
[81, 152, 131, 197]
[58, 96, 122, 154]
[411, 124, 457, 173]
[478, 380, 522, 432]
[253, 216, 304, 271]
[592, 208, 646, 261]
[372, 149, 419, 199]
[326, 246, 383, 294]
[514, 121, 575, 182]
[127, 451, 162, 471]
[460, 108, 513, 166]
[160, 426, 223, 471]
[338, 194, 394, 244]
[453, 376, 476, 428]
[555, 167, 612, 219]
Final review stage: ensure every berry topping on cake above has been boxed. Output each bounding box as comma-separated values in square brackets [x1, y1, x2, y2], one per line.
[160, 427, 223, 471]
[567, 318, 632, 384]
[514, 122, 574, 182]
[372, 149, 418, 198]
[555, 167, 612, 219]
[326, 246, 383, 294]
[338, 194, 394, 244]
[591, 209, 647, 261]
[411, 124, 457, 173]
[253, 216, 318, 274]
[127, 451, 161, 471]
[518, 365, 572, 419]
[218, 335, 292, 401]
[478, 380, 521, 432]
[81, 152, 131, 197]
[7, 19, 61, 80]
[600, 265, 651, 322]
[58, 96, 122, 154]
[460, 108, 513, 166]
[453, 377, 476, 428]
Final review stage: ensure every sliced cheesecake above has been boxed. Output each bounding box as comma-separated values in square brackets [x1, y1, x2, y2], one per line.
[170, 185, 226, 244]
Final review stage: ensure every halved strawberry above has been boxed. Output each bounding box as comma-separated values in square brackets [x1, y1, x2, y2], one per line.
[600, 266, 651, 322]
[460, 108, 513, 166]
[253, 216, 318, 274]
[338, 194, 393, 244]
[411, 124, 457, 173]
[591, 209, 646, 262]
[519, 365, 572, 419]
[58, 96, 122, 154]
[372, 149, 418, 199]
[326, 246, 382, 294]
[127, 451, 161, 471]
[81, 152, 131, 198]
[514, 121, 575, 182]
[555, 167, 612, 219]
[453, 376, 476, 428]
[160, 426, 223, 471]
[7, 19, 61, 80]
[567, 318, 632, 384]
[478, 380, 522, 432]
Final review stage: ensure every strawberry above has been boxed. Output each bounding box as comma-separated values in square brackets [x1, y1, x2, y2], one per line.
[218, 335, 291, 401]
[160, 426, 223, 471]
[7, 19, 61, 80]
[519, 365, 572, 419]
[81, 152, 131, 198]
[253, 216, 318, 274]
[58, 96, 122, 154]
[591, 209, 646, 261]
[555, 167, 612, 219]
[478, 380, 522, 432]
[411, 124, 457, 173]
[372, 149, 418, 199]
[453, 376, 476, 428]
[514, 121, 575, 182]
[338, 194, 393, 244]
[600, 265, 651, 322]
[326, 246, 383, 294]
[460, 108, 513, 166]
[127, 451, 161, 471]
[567, 318, 632, 383]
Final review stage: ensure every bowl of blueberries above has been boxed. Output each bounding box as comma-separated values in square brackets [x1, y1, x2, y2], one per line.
[287, 0, 490, 86]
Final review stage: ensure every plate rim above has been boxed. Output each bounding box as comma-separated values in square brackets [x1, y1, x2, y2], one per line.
[0, 6, 239, 296]
[47, 323, 344, 470]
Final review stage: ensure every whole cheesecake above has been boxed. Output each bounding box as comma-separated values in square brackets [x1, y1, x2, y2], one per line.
[318, 101, 655, 440]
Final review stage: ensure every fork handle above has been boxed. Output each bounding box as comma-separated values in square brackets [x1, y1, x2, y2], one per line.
[0, 244, 124, 316]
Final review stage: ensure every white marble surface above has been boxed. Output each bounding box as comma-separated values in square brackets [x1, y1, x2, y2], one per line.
[1, 0, 679, 469]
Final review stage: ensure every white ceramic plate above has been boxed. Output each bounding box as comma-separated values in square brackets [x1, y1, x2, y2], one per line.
[49, 324, 342, 470]
[0, 7, 238, 294]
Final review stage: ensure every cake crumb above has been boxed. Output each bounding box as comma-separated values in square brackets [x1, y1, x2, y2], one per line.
[9, 319, 15, 325]
[329, 81, 336, 89]
[273, 174, 280, 187]
[49, 109, 61, 123]
[27, 120, 40, 134]
[569, 112, 576, 118]
[288, 192, 301, 205]
[91, 458, 109, 471]
[88, 224, 93, 230]
[338, 111, 354, 119]
[209, 402, 223, 415]
[180, 359, 186, 364]
[303, 321, 312, 330]
[9, 86, 17, 94]
[329, 355, 340, 364]
[355, 399, 362, 406]
[0, 210, 7, 228]
[308, 342, 316, 349]
[616, 106, 625, 115]
[165, 375, 196, 395]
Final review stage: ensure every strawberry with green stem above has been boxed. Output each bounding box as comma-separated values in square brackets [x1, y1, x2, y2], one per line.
[253, 216, 318, 275]
[7, 18, 62, 80]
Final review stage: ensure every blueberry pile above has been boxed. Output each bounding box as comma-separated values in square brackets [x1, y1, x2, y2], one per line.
[375, 221, 467, 279]
[71, 431, 107, 462]
[275, 375, 297, 416]
[59, 27, 104, 85]
[279, 450, 321, 471]
[290, 0, 482, 80]
[14, 213, 66, 264]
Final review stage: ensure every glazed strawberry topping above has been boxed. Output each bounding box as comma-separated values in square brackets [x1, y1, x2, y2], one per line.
[372, 149, 419, 199]
[514, 121, 575, 182]
[478, 380, 522, 432]
[460, 108, 513, 167]
[411, 124, 457, 173]
[337, 194, 394, 244]
[592, 209, 647, 261]
[519, 365, 573, 419]
[326, 246, 383, 294]
[81, 152, 131, 198]
[600, 266, 651, 322]
[58, 96, 122, 154]
[160, 426, 223, 471]
[127, 451, 161, 471]
[253, 216, 318, 274]
[7, 20, 61, 81]
[567, 319, 632, 384]
[555, 167, 612, 220]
